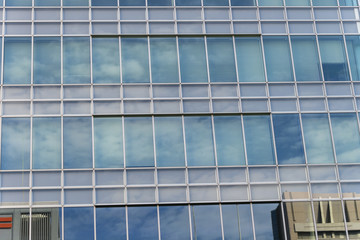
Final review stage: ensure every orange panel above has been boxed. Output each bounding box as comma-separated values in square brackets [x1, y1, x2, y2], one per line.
[0, 217, 12, 222]
[0, 223, 12, 229]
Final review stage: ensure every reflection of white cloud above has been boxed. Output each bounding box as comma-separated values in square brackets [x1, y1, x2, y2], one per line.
[122, 39, 149, 83]
[250, 167, 276, 182]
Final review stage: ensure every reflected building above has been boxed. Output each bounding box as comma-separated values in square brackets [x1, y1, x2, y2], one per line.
[0, 0, 360, 239]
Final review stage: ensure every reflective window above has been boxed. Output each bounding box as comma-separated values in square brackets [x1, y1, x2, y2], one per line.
[63, 0, 88, 5]
[331, 113, 360, 163]
[64, 208, 94, 240]
[121, 38, 149, 83]
[159, 206, 190, 240]
[285, 0, 310, 5]
[283, 202, 315, 239]
[258, 0, 283, 6]
[33, 118, 61, 169]
[63, 117, 92, 169]
[4, 38, 31, 84]
[204, 0, 228, 5]
[313, 0, 337, 6]
[346, 36, 360, 81]
[273, 114, 305, 164]
[124, 117, 154, 167]
[191, 205, 222, 240]
[214, 116, 245, 166]
[207, 37, 237, 82]
[1, 118, 30, 170]
[263, 36, 294, 82]
[302, 114, 334, 164]
[5, 0, 31, 6]
[222, 204, 254, 240]
[148, 0, 173, 6]
[176, 0, 201, 6]
[318, 36, 350, 81]
[63, 37, 91, 84]
[155, 117, 185, 167]
[128, 206, 158, 240]
[291, 36, 322, 81]
[92, 38, 120, 83]
[184, 116, 215, 166]
[243, 115, 275, 165]
[150, 38, 179, 83]
[34, 37, 61, 84]
[119, 0, 145, 5]
[94, 117, 123, 168]
[35, 0, 60, 6]
[253, 203, 281, 240]
[235, 37, 265, 82]
[178, 37, 208, 83]
[231, 0, 256, 5]
[92, 0, 117, 6]
[339, 0, 358, 5]
[96, 207, 126, 240]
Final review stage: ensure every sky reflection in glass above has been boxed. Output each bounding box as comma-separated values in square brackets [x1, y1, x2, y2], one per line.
[64, 207, 94, 240]
[34, 37, 61, 84]
[272, 114, 305, 164]
[125, 117, 154, 167]
[96, 207, 126, 240]
[222, 204, 254, 240]
[94, 117, 123, 168]
[4, 38, 31, 84]
[92, 38, 120, 83]
[184, 116, 215, 166]
[5, 0, 31, 6]
[214, 116, 245, 165]
[253, 203, 281, 240]
[155, 117, 185, 167]
[63, 117, 92, 169]
[178, 37, 208, 83]
[243, 115, 275, 165]
[159, 206, 190, 240]
[150, 38, 179, 83]
[346, 36, 360, 81]
[63, 37, 91, 84]
[32, 117, 61, 169]
[1, 118, 30, 170]
[191, 205, 222, 240]
[128, 206, 158, 240]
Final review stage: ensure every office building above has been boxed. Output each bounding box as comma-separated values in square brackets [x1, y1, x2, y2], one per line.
[0, 0, 359, 239]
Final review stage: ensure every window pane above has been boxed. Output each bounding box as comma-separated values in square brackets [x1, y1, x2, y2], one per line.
[243, 115, 275, 165]
[96, 207, 126, 240]
[258, 0, 283, 6]
[231, 0, 256, 5]
[63, 37, 91, 84]
[214, 116, 245, 166]
[6, 0, 31, 6]
[253, 203, 281, 240]
[176, 0, 201, 6]
[34, 37, 61, 84]
[121, 38, 150, 83]
[273, 114, 305, 164]
[285, 0, 310, 5]
[92, 38, 120, 83]
[222, 204, 254, 240]
[155, 117, 185, 167]
[125, 117, 154, 167]
[339, 0, 358, 5]
[313, 0, 337, 6]
[159, 206, 190, 240]
[128, 206, 158, 240]
[1, 118, 30, 170]
[150, 38, 179, 83]
[92, 0, 117, 6]
[331, 113, 360, 163]
[4, 37, 31, 84]
[235, 37, 265, 82]
[64, 208, 94, 240]
[33, 117, 61, 169]
[302, 114, 334, 164]
[63, 117, 92, 169]
[35, 0, 60, 6]
[318, 36, 350, 81]
[204, 0, 228, 6]
[148, 0, 173, 6]
[63, 0, 88, 5]
[94, 117, 123, 168]
[263, 36, 294, 82]
[178, 37, 208, 83]
[119, 0, 145, 6]
[191, 205, 222, 240]
[207, 37, 237, 82]
[184, 116, 215, 166]
[291, 36, 322, 81]
[346, 36, 360, 81]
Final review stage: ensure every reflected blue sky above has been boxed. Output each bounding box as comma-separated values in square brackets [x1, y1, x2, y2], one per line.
[231, 0, 256, 5]
[191, 205, 222, 240]
[92, 38, 120, 83]
[6, 0, 31, 6]
[64, 207, 94, 240]
[346, 36, 360, 81]
[214, 116, 245, 165]
[159, 205, 190, 240]
[253, 203, 281, 240]
[32, 117, 61, 169]
[35, 0, 60, 6]
[204, 0, 228, 6]
[63, 0, 88, 5]
[1, 118, 30, 170]
[96, 207, 126, 240]
[63, 117, 92, 169]
[155, 117, 185, 167]
[119, 0, 145, 5]
[222, 204, 254, 240]
[128, 206, 158, 240]
[184, 116, 215, 166]
[148, 0, 173, 6]
[272, 114, 305, 164]
[92, 0, 117, 6]
[176, 0, 201, 5]
[94, 117, 123, 168]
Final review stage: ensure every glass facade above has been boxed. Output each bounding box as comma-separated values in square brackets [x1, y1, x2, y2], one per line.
[0, 0, 359, 239]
